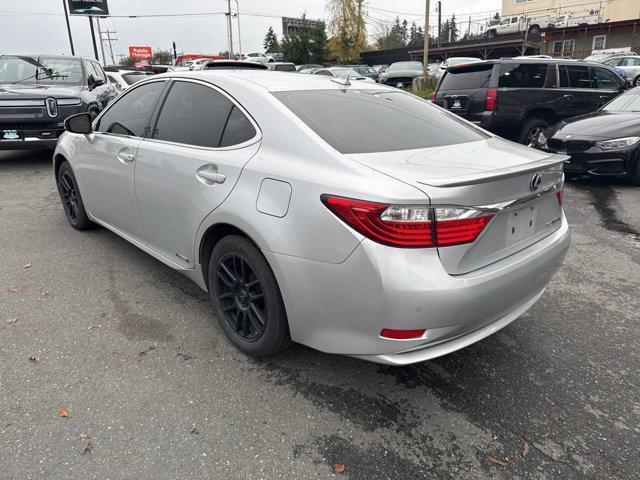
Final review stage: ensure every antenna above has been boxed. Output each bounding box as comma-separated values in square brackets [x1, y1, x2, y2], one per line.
[331, 74, 351, 87]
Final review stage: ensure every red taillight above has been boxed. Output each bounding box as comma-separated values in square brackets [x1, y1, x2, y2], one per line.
[485, 87, 497, 111]
[321, 195, 434, 248]
[431, 91, 437, 103]
[380, 328, 426, 340]
[321, 196, 494, 249]
[556, 188, 564, 207]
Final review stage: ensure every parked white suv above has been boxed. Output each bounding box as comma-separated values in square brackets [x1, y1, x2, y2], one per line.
[239, 52, 274, 65]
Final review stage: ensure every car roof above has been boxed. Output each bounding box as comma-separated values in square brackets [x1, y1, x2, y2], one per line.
[163, 70, 389, 92]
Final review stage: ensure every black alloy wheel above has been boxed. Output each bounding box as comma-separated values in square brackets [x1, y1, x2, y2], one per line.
[59, 171, 80, 223]
[216, 253, 266, 341]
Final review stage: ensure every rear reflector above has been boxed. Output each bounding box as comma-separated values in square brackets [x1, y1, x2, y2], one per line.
[556, 189, 564, 207]
[321, 195, 494, 249]
[486, 88, 497, 111]
[380, 328, 426, 340]
[431, 91, 437, 103]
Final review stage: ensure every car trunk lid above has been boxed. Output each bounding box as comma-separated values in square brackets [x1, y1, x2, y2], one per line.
[348, 137, 567, 274]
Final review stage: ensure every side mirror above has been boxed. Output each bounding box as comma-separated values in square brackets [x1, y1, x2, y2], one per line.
[88, 74, 105, 90]
[65, 112, 93, 134]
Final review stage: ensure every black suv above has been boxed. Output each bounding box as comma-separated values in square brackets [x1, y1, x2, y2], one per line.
[0, 55, 117, 150]
[433, 58, 626, 146]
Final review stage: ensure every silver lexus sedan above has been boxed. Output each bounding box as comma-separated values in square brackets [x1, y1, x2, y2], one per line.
[53, 71, 570, 365]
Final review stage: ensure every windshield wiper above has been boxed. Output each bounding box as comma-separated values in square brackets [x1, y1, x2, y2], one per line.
[10, 70, 53, 84]
[9, 56, 53, 84]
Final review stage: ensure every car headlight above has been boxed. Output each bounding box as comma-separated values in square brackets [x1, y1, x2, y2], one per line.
[596, 136, 640, 150]
[57, 98, 82, 106]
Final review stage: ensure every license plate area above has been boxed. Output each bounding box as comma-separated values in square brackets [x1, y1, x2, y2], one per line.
[506, 205, 537, 245]
[445, 96, 468, 111]
[1, 129, 23, 141]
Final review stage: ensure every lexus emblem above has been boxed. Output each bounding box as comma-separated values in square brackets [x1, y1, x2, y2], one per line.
[529, 173, 543, 191]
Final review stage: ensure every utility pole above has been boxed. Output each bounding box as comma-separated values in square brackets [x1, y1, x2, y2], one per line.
[172, 41, 178, 65]
[88, 17, 99, 61]
[234, 0, 242, 57]
[96, 17, 107, 65]
[62, 0, 75, 55]
[104, 28, 117, 65]
[437, 1, 442, 48]
[423, 0, 430, 75]
[226, 0, 234, 59]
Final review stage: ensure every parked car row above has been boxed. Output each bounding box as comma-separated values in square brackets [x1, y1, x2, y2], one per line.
[433, 57, 640, 183]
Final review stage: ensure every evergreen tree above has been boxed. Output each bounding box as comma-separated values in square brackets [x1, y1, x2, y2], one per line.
[263, 26, 279, 53]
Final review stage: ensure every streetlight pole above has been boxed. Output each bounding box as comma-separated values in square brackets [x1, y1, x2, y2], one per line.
[423, 0, 430, 75]
[62, 0, 75, 55]
[226, 0, 234, 59]
[234, 0, 242, 57]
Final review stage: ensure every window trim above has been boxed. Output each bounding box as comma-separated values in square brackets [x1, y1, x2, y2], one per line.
[144, 78, 262, 151]
[592, 35, 606, 51]
[93, 78, 169, 140]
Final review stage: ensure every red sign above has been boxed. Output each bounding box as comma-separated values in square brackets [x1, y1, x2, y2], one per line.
[129, 46, 153, 60]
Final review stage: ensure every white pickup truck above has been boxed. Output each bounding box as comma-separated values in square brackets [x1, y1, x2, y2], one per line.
[486, 15, 551, 37]
[551, 13, 600, 28]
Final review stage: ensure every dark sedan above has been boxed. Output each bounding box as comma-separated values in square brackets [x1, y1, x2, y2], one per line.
[378, 61, 423, 88]
[540, 87, 640, 184]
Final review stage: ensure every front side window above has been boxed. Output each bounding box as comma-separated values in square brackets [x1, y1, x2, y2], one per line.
[153, 81, 256, 148]
[499, 63, 547, 88]
[559, 65, 592, 88]
[96, 81, 165, 137]
[273, 89, 488, 154]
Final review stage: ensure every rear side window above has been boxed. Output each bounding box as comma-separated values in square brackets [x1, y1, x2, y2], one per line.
[592, 67, 622, 90]
[499, 63, 547, 88]
[273, 89, 488, 154]
[559, 65, 593, 88]
[220, 106, 257, 147]
[153, 81, 256, 148]
[96, 81, 165, 137]
[153, 81, 233, 147]
[274, 64, 296, 72]
[439, 65, 493, 90]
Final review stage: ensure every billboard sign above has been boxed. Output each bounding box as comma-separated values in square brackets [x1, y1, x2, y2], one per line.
[67, 0, 109, 16]
[129, 46, 153, 60]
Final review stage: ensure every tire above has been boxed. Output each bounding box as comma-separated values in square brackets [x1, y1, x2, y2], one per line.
[518, 118, 550, 147]
[89, 109, 99, 121]
[208, 235, 291, 358]
[528, 25, 540, 36]
[629, 156, 640, 186]
[57, 161, 95, 230]
[487, 30, 496, 38]
[634, 75, 640, 87]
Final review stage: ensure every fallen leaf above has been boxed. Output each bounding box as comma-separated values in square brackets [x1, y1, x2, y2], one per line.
[57, 408, 70, 418]
[137, 351, 147, 357]
[522, 441, 530, 457]
[79, 432, 88, 440]
[332, 463, 346, 474]
[88, 324, 103, 331]
[28, 356, 40, 364]
[41, 291, 50, 297]
[9, 284, 24, 293]
[190, 423, 198, 434]
[7, 317, 19, 325]
[23, 262, 32, 269]
[486, 455, 508, 466]
[81, 441, 93, 454]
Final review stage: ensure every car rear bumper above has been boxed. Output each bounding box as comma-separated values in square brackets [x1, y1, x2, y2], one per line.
[265, 215, 570, 364]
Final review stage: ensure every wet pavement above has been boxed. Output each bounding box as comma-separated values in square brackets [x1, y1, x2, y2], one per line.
[1, 150, 639, 480]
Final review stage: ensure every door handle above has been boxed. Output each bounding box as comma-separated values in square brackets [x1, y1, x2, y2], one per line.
[116, 148, 135, 164]
[196, 170, 226, 185]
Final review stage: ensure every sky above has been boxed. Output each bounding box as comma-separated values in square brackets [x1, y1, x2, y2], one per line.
[0, 0, 501, 62]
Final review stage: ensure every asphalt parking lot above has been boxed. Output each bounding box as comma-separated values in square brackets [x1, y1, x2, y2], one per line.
[1, 150, 638, 480]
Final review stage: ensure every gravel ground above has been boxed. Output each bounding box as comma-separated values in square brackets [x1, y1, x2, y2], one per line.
[1, 150, 638, 480]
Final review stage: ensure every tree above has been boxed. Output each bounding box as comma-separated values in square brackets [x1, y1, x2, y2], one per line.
[408, 22, 424, 48]
[327, 0, 366, 62]
[374, 17, 408, 50]
[151, 49, 173, 65]
[281, 15, 328, 64]
[119, 56, 135, 67]
[264, 26, 279, 53]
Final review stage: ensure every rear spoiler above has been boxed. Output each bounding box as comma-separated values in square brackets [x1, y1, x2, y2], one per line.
[417, 154, 569, 187]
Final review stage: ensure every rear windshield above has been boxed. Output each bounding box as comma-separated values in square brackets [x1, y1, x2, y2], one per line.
[439, 64, 493, 90]
[274, 64, 296, 72]
[499, 63, 548, 88]
[122, 73, 147, 85]
[389, 62, 422, 72]
[273, 89, 488, 154]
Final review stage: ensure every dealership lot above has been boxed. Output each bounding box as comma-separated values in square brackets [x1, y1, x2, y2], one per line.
[0, 150, 638, 479]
